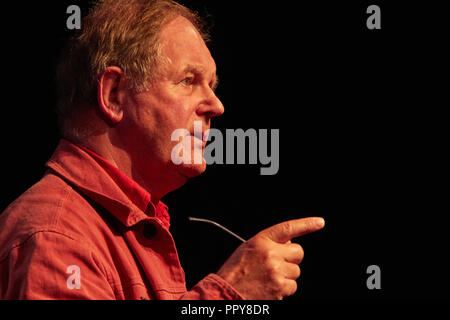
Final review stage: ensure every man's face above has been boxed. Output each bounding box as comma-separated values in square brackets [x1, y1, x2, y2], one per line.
[120, 16, 224, 189]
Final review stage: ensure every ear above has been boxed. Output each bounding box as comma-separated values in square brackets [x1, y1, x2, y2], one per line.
[97, 66, 127, 124]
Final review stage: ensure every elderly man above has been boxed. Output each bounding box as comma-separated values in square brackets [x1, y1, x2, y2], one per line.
[0, 0, 324, 300]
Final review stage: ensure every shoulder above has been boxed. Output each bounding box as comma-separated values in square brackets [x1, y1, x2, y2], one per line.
[0, 223, 115, 299]
[0, 171, 108, 259]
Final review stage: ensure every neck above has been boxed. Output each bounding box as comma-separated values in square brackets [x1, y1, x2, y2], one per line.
[74, 132, 183, 207]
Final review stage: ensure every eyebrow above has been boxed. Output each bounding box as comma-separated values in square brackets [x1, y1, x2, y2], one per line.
[182, 64, 219, 91]
[211, 74, 219, 92]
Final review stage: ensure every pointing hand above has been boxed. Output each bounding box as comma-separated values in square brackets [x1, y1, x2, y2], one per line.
[217, 217, 325, 300]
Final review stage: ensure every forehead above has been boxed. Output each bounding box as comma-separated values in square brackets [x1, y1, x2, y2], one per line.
[159, 16, 216, 74]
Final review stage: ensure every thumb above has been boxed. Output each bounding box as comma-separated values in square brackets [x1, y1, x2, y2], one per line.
[259, 217, 325, 243]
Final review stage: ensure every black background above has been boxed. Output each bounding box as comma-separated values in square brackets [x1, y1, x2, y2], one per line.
[0, 0, 448, 301]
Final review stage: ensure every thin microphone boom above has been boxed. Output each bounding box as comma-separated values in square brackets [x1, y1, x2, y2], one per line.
[188, 216, 246, 243]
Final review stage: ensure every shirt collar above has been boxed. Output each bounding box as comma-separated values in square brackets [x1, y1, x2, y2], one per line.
[46, 139, 170, 229]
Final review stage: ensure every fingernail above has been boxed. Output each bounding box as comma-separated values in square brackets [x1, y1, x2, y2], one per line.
[316, 218, 325, 228]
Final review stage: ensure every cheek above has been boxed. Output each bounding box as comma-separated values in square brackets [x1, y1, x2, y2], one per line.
[138, 91, 191, 123]
[127, 91, 196, 153]
[157, 100, 197, 136]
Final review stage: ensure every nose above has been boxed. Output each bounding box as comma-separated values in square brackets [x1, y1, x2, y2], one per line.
[196, 86, 225, 119]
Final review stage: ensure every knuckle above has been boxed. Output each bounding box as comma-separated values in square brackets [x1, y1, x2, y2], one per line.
[249, 236, 271, 251]
[293, 265, 301, 278]
[296, 266, 302, 278]
[262, 246, 278, 263]
[285, 264, 301, 279]
[281, 222, 294, 237]
[272, 275, 284, 290]
[292, 243, 304, 256]
[297, 245, 305, 261]
[245, 237, 261, 249]
[279, 280, 297, 299]
[267, 261, 281, 278]
[303, 219, 315, 231]
[266, 261, 282, 280]
[287, 280, 298, 296]
[288, 243, 304, 263]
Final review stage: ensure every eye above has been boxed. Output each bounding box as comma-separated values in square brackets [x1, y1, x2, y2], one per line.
[180, 76, 194, 86]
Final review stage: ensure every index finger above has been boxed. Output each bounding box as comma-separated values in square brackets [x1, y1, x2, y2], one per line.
[259, 217, 325, 243]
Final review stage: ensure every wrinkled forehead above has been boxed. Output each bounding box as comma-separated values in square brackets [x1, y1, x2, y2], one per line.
[159, 16, 216, 74]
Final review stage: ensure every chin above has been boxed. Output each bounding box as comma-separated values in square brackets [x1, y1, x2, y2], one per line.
[177, 161, 207, 179]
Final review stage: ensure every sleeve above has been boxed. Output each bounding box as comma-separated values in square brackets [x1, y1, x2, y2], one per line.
[178, 273, 245, 300]
[0, 231, 116, 300]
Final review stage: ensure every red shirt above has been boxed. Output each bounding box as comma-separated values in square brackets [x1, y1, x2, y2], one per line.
[0, 139, 243, 300]
[74, 143, 171, 230]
